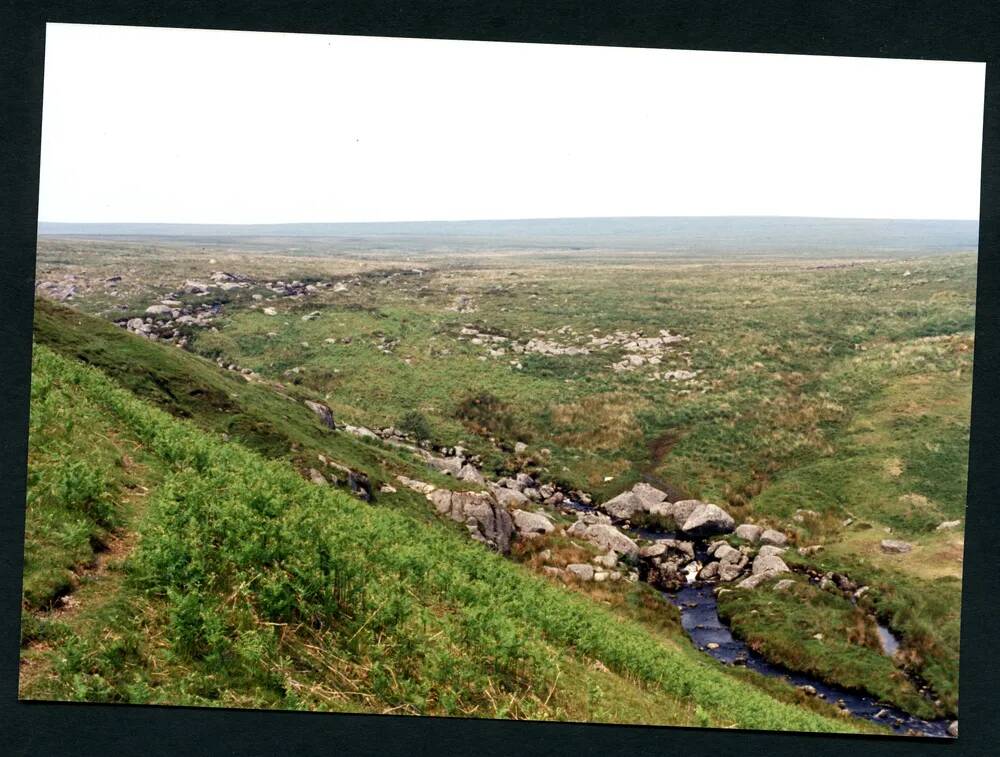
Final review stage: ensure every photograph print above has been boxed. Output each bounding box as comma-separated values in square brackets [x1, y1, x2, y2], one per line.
[20, 23, 984, 739]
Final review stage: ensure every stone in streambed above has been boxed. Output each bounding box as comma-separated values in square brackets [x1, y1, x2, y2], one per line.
[681, 503, 735, 536]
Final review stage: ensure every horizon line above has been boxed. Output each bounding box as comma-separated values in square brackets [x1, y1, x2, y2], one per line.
[37, 214, 981, 227]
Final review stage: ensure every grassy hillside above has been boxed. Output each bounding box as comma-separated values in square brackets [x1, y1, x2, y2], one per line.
[32, 299, 467, 496]
[26, 239, 972, 732]
[19, 342, 872, 732]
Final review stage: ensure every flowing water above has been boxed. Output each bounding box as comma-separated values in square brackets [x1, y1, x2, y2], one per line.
[562, 503, 953, 737]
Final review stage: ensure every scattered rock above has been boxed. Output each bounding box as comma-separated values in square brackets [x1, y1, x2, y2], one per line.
[595, 550, 618, 569]
[601, 483, 673, 520]
[757, 544, 787, 558]
[511, 509, 555, 535]
[735, 523, 763, 543]
[880, 539, 913, 554]
[492, 486, 530, 507]
[396, 475, 437, 495]
[936, 520, 961, 531]
[583, 523, 639, 559]
[752, 554, 790, 576]
[457, 464, 486, 485]
[428, 489, 515, 553]
[797, 545, 825, 556]
[145, 304, 173, 317]
[426, 455, 464, 477]
[759, 529, 788, 547]
[567, 563, 595, 581]
[948, 721, 958, 737]
[308, 468, 327, 486]
[513, 441, 528, 454]
[797, 685, 817, 696]
[773, 579, 796, 592]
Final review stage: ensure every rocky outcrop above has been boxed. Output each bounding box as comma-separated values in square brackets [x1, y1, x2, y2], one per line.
[736, 572, 776, 590]
[304, 400, 336, 429]
[602, 490, 643, 520]
[428, 489, 515, 554]
[639, 538, 700, 590]
[729, 551, 791, 590]
[347, 471, 372, 502]
[705, 541, 749, 581]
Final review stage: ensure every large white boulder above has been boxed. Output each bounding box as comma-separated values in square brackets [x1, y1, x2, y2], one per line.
[511, 509, 555, 535]
[583, 523, 639, 559]
[682, 503, 736, 536]
[752, 553, 790, 576]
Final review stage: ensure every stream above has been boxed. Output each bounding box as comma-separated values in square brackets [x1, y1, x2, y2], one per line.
[565, 504, 954, 738]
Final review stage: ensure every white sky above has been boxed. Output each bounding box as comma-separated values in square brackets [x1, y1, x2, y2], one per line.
[39, 23, 986, 224]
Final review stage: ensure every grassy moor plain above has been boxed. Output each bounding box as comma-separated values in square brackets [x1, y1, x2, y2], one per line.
[21, 218, 974, 737]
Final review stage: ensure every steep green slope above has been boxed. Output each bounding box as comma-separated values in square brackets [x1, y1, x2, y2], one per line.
[33, 299, 469, 497]
[19, 342, 872, 732]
